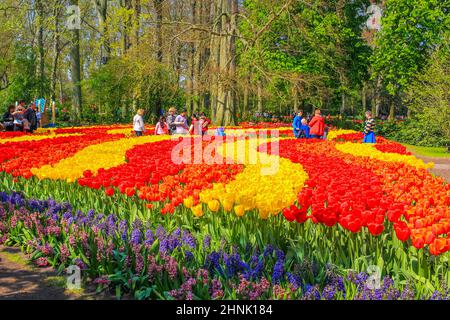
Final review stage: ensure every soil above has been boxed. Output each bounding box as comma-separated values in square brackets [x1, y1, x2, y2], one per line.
[0, 246, 103, 300]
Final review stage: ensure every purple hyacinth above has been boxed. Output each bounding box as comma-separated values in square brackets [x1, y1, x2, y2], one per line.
[144, 229, 155, 247]
[203, 235, 211, 249]
[182, 230, 196, 249]
[271, 259, 284, 284]
[130, 228, 141, 245]
[286, 272, 302, 290]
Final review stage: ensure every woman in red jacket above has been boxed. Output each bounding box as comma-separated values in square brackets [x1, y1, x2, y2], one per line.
[309, 109, 325, 139]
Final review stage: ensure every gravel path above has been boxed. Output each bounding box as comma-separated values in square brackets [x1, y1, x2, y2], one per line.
[413, 154, 450, 183]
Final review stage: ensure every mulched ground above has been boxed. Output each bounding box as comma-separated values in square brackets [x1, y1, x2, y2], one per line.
[0, 246, 108, 300]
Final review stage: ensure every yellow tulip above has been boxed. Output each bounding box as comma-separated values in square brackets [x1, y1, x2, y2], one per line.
[183, 197, 194, 209]
[207, 200, 220, 213]
[234, 205, 245, 217]
[259, 210, 270, 220]
[336, 142, 431, 169]
[192, 204, 204, 218]
[221, 199, 234, 212]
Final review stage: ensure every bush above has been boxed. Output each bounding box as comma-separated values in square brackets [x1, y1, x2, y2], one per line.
[378, 119, 449, 147]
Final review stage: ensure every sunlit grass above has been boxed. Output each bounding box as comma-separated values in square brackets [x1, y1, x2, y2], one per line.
[402, 144, 450, 158]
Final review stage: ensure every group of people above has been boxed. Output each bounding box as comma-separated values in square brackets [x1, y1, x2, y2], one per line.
[292, 109, 329, 139]
[133, 107, 211, 137]
[292, 109, 376, 143]
[1, 101, 40, 133]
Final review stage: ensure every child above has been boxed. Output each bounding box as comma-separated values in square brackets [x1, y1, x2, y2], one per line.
[189, 113, 201, 135]
[363, 111, 376, 143]
[155, 116, 169, 135]
[133, 109, 146, 136]
[292, 111, 303, 138]
[298, 118, 310, 138]
[200, 112, 210, 135]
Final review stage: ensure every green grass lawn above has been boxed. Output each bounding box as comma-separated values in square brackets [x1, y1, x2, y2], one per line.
[402, 144, 450, 158]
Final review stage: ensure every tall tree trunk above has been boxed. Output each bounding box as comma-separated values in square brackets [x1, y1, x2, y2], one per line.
[257, 81, 263, 112]
[227, 0, 238, 125]
[293, 85, 299, 113]
[362, 82, 367, 116]
[154, 0, 163, 63]
[36, 0, 45, 97]
[121, 0, 132, 53]
[70, 0, 82, 122]
[133, 0, 141, 47]
[374, 76, 382, 117]
[51, 2, 62, 101]
[389, 95, 395, 121]
[93, 0, 110, 64]
[340, 92, 346, 115]
[209, 0, 222, 123]
[153, 0, 163, 117]
[243, 83, 249, 118]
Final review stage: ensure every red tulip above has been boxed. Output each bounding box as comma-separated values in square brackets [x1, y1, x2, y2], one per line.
[105, 187, 115, 197]
[367, 223, 384, 236]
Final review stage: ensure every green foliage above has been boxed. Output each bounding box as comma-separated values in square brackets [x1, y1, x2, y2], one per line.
[405, 41, 450, 144]
[379, 118, 450, 148]
[239, 0, 371, 114]
[0, 44, 45, 107]
[83, 56, 185, 124]
[372, 0, 449, 95]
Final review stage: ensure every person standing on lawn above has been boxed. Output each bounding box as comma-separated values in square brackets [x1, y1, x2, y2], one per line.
[363, 111, 376, 143]
[292, 111, 304, 138]
[309, 109, 325, 139]
[133, 109, 146, 136]
[174, 109, 189, 134]
[166, 107, 177, 135]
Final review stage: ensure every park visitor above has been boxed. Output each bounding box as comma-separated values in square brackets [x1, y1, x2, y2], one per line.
[200, 112, 210, 135]
[363, 111, 376, 143]
[2, 105, 15, 131]
[166, 107, 177, 135]
[292, 111, 303, 138]
[189, 113, 202, 135]
[133, 109, 146, 136]
[174, 109, 189, 135]
[23, 103, 38, 133]
[298, 118, 310, 139]
[309, 109, 325, 139]
[12, 105, 27, 132]
[154, 116, 169, 135]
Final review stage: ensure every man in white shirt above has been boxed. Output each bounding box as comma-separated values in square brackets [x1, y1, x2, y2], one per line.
[133, 109, 146, 136]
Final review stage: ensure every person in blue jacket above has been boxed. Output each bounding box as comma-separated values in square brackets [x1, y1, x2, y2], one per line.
[292, 111, 303, 138]
[363, 111, 376, 143]
[298, 118, 310, 138]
